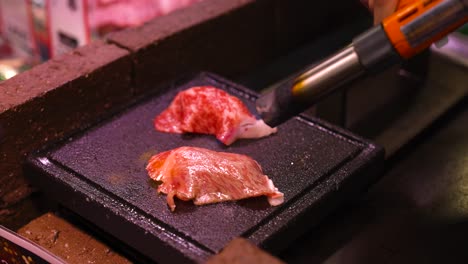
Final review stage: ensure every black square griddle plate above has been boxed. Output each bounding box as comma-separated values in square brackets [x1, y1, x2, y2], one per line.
[25, 72, 384, 263]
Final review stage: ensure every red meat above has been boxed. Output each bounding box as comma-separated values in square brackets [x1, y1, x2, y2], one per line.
[154, 86, 277, 145]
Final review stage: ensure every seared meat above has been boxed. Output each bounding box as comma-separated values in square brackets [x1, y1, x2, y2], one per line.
[146, 146, 284, 211]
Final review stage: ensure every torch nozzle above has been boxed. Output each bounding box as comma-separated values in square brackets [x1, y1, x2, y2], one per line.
[256, 46, 364, 127]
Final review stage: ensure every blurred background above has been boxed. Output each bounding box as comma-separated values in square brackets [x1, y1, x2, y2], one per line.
[0, 0, 203, 80]
[0, 1, 468, 263]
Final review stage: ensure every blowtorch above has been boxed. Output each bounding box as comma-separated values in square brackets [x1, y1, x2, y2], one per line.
[256, 0, 468, 127]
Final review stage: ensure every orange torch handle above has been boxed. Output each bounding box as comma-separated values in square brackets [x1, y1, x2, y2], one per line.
[383, 0, 468, 59]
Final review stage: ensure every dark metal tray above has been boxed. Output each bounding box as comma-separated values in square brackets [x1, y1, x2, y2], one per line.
[25, 72, 384, 263]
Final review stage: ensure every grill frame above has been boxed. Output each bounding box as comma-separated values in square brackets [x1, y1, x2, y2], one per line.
[25, 72, 384, 263]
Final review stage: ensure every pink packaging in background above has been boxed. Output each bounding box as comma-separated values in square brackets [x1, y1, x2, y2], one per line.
[87, 0, 201, 30]
[0, 0, 37, 61]
[0, 4, 12, 58]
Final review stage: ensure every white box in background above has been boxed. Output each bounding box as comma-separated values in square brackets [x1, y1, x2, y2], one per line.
[49, 0, 89, 57]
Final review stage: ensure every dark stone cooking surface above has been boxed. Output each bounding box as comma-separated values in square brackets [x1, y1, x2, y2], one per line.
[26, 72, 383, 263]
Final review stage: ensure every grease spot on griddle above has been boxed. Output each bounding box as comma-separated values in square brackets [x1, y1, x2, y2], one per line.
[138, 149, 159, 165]
[108, 173, 126, 186]
[148, 179, 161, 189]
